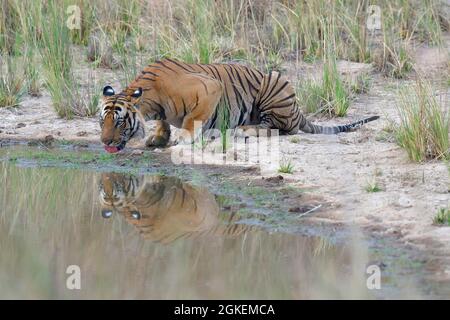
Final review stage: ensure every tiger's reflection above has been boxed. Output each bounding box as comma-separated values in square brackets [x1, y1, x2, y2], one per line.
[98, 172, 254, 244]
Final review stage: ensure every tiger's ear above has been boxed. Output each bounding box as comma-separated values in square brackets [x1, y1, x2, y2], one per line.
[103, 86, 115, 96]
[131, 87, 143, 98]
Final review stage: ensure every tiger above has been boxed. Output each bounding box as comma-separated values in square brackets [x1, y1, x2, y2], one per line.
[99, 58, 379, 153]
[98, 172, 256, 244]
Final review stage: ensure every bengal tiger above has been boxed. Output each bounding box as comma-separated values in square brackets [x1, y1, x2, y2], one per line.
[98, 172, 256, 244]
[100, 58, 379, 153]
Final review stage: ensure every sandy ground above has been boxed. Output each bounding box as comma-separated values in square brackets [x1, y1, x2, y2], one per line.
[1, 39, 450, 281]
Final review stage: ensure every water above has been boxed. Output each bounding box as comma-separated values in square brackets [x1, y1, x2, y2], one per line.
[0, 161, 442, 299]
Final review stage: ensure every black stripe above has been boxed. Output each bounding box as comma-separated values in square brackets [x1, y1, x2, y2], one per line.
[196, 64, 211, 74]
[141, 70, 159, 77]
[260, 72, 281, 103]
[156, 60, 177, 73]
[166, 58, 195, 72]
[267, 81, 289, 102]
[270, 92, 296, 104]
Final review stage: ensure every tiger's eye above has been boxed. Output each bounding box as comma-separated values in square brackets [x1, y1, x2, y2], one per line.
[101, 209, 113, 218]
[131, 211, 141, 220]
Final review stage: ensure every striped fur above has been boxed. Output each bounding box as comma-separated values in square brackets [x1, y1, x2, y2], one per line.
[99, 173, 256, 244]
[99, 58, 379, 149]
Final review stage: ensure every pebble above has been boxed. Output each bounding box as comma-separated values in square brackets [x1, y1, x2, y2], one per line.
[397, 196, 413, 208]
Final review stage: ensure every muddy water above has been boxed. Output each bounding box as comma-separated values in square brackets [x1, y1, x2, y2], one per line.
[0, 161, 438, 299]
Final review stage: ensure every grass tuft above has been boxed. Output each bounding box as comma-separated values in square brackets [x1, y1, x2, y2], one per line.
[433, 208, 450, 226]
[0, 55, 25, 108]
[365, 179, 382, 193]
[278, 158, 294, 174]
[395, 79, 449, 162]
[40, 1, 100, 118]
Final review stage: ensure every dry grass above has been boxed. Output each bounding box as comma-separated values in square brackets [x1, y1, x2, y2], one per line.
[0, 0, 448, 116]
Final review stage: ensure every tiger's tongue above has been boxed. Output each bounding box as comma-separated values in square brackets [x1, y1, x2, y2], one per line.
[104, 145, 120, 153]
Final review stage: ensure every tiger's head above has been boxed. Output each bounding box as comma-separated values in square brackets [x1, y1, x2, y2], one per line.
[99, 85, 146, 153]
[98, 172, 141, 219]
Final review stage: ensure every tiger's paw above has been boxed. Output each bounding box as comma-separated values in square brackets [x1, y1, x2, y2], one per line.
[145, 134, 169, 148]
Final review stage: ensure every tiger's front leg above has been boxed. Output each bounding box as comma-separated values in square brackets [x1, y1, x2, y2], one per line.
[145, 120, 171, 147]
[172, 73, 223, 144]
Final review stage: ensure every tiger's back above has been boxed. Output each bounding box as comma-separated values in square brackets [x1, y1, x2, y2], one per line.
[136, 58, 301, 133]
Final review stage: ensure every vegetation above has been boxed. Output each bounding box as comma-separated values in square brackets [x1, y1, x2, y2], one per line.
[0, 55, 25, 108]
[39, 1, 100, 118]
[395, 79, 449, 162]
[365, 179, 382, 193]
[278, 158, 294, 174]
[0, 0, 448, 116]
[433, 208, 450, 226]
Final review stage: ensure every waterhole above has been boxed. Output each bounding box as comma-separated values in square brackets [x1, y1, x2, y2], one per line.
[0, 148, 446, 299]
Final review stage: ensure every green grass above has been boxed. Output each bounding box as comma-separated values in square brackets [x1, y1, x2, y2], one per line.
[433, 208, 450, 226]
[278, 158, 294, 174]
[296, 79, 324, 114]
[296, 60, 351, 117]
[37, 1, 101, 118]
[0, 55, 26, 108]
[395, 79, 449, 162]
[3, 147, 156, 171]
[217, 99, 231, 151]
[365, 180, 382, 193]
[322, 55, 350, 117]
[14, 0, 41, 96]
[8, 149, 115, 164]
[295, 20, 351, 117]
[39, 2, 74, 117]
[289, 136, 300, 144]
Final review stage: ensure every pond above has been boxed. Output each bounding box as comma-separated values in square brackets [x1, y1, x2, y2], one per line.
[0, 148, 446, 299]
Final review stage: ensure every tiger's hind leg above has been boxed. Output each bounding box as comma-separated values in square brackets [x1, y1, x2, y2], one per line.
[145, 120, 171, 147]
[235, 71, 300, 138]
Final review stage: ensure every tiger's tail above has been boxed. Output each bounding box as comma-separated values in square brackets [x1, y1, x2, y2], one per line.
[299, 115, 380, 134]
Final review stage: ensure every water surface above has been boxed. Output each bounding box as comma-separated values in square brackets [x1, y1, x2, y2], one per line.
[0, 161, 438, 299]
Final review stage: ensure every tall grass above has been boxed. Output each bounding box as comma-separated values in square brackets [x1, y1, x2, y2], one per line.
[0, 55, 26, 108]
[322, 49, 350, 116]
[14, 0, 42, 96]
[40, 1, 100, 118]
[40, 2, 75, 118]
[2, 0, 449, 117]
[395, 79, 449, 162]
[188, 0, 216, 64]
[295, 19, 350, 117]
